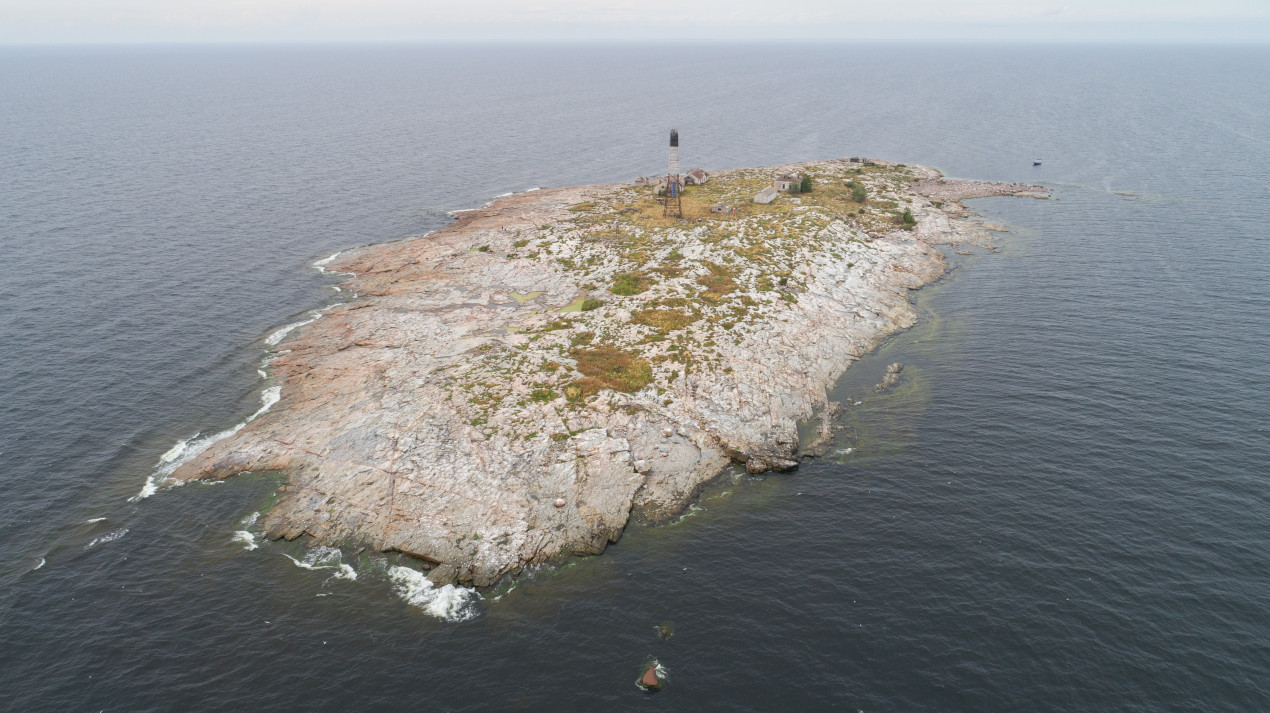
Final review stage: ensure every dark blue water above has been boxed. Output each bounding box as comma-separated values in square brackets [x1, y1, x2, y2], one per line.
[2, 44, 1268, 711]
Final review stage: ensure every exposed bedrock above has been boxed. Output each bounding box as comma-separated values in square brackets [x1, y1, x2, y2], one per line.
[169, 158, 1044, 586]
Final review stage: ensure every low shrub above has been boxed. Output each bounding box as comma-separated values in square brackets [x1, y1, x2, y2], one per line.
[697, 262, 738, 302]
[529, 388, 559, 403]
[611, 272, 652, 296]
[570, 346, 653, 395]
[631, 308, 696, 331]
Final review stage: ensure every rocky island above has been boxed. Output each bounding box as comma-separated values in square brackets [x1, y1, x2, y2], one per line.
[168, 158, 1044, 587]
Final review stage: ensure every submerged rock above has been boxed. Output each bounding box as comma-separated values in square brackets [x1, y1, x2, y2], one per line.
[874, 362, 904, 392]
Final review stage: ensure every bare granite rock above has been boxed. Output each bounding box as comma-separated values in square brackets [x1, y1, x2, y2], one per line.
[166, 159, 1045, 586]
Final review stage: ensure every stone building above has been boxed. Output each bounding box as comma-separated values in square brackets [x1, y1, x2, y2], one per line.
[774, 174, 802, 192]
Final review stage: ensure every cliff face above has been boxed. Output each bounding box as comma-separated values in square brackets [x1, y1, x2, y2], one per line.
[168, 159, 1043, 586]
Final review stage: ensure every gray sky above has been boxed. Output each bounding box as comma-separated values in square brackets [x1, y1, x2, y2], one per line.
[2, 0, 1269, 43]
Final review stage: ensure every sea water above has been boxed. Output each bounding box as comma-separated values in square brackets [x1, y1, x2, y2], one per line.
[1, 43, 1268, 711]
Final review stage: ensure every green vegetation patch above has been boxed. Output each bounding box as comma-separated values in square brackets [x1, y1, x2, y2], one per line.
[570, 346, 653, 396]
[697, 262, 738, 302]
[529, 388, 559, 403]
[611, 272, 653, 296]
[631, 308, 697, 332]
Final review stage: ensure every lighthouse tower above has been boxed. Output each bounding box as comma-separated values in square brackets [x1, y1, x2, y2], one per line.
[664, 129, 682, 217]
[668, 129, 680, 177]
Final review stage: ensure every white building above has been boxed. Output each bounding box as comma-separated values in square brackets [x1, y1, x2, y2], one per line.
[754, 186, 779, 204]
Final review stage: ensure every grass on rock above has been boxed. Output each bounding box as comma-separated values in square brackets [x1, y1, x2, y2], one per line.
[570, 346, 653, 396]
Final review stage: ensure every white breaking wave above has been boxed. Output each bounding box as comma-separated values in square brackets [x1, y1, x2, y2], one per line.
[33, 558, 45, 571]
[241, 511, 261, 527]
[523, 186, 540, 192]
[265, 311, 322, 346]
[249, 386, 281, 421]
[283, 546, 357, 582]
[85, 528, 128, 550]
[312, 251, 341, 273]
[490, 582, 518, 602]
[232, 530, 259, 551]
[671, 503, 702, 525]
[131, 386, 283, 502]
[84, 517, 106, 524]
[388, 566, 480, 622]
[159, 441, 187, 463]
[494, 192, 514, 198]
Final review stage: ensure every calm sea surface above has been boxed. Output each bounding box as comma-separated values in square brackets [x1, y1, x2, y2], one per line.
[1, 43, 1268, 711]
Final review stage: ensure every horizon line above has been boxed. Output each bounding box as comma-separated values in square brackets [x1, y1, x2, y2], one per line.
[4, 36, 1270, 48]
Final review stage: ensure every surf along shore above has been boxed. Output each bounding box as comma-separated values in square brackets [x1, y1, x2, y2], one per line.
[167, 158, 1045, 587]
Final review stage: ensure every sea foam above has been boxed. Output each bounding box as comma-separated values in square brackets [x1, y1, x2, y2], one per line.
[388, 566, 480, 622]
[85, 528, 128, 550]
[313, 251, 341, 273]
[283, 546, 357, 582]
[232, 530, 259, 551]
[265, 312, 322, 346]
[131, 385, 283, 502]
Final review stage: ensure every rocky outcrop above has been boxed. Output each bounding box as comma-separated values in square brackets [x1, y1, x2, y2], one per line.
[166, 158, 1044, 586]
[875, 362, 904, 392]
[639, 661, 665, 691]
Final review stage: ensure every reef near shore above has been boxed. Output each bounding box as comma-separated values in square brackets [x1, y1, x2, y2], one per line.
[169, 158, 1044, 586]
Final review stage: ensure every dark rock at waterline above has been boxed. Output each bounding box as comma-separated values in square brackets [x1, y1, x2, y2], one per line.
[657, 622, 675, 639]
[427, 563, 458, 585]
[745, 456, 799, 474]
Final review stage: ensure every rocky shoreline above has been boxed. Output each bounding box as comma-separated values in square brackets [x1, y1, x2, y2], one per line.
[168, 158, 1045, 587]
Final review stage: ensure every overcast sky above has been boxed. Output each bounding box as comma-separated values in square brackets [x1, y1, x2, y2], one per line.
[2, 0, 1269, 44]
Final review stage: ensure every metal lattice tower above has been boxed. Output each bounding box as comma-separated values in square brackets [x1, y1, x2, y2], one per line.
[663, 129, 682, 217]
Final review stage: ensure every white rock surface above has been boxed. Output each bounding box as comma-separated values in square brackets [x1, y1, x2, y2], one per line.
[168, 159, 1044, 586]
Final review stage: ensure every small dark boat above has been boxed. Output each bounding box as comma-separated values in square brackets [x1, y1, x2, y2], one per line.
[1033, 159, 1043, 166]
